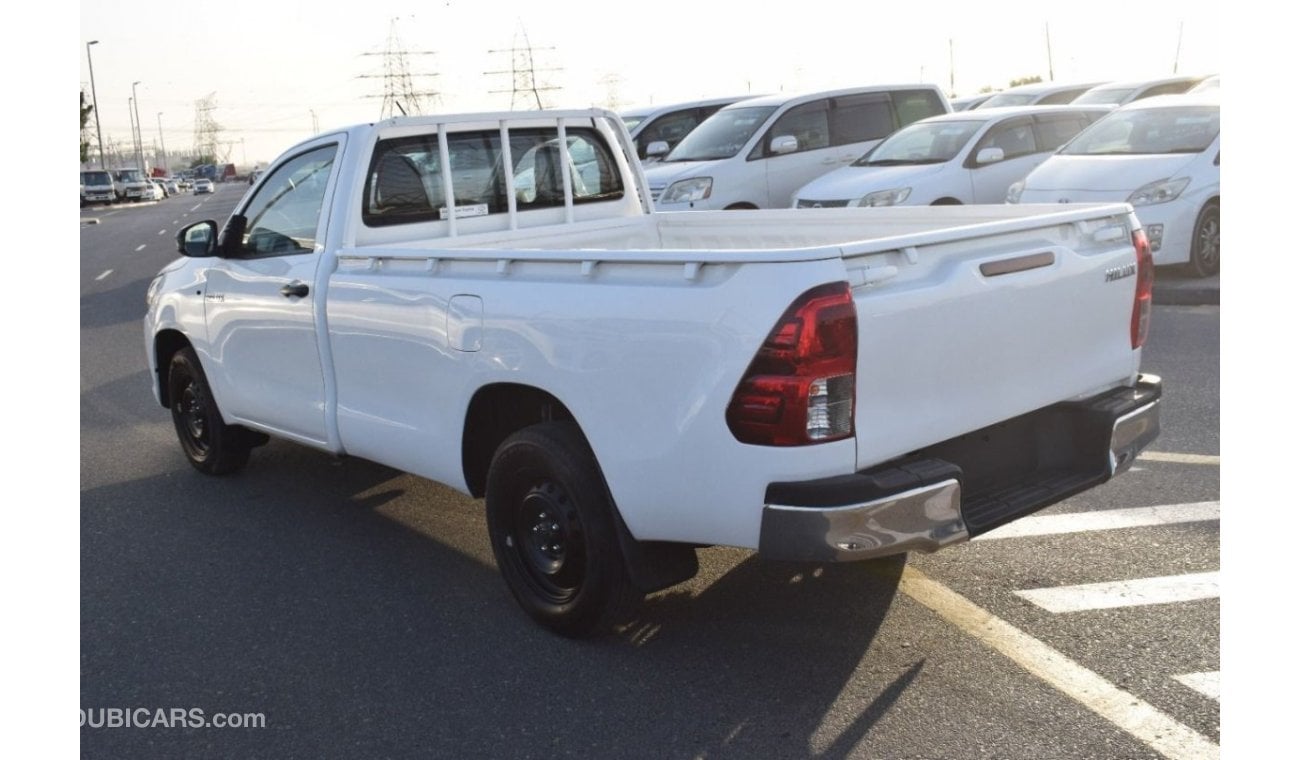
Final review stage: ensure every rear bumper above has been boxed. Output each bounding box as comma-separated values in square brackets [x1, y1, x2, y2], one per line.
[759, 374, 1162, 562]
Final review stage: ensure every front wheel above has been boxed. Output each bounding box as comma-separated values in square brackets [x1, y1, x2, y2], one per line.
[485, 422, 642, 637]
[1187, 200, 1219, 278]
[168, 347, 254, 475]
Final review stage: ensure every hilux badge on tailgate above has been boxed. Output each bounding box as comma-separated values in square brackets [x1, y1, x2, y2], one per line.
[1105, 263, 1137, 282]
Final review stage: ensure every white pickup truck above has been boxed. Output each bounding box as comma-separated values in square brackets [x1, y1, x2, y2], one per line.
[145, 109, 1161, 637]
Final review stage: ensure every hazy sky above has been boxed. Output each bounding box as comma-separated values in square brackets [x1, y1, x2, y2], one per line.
[79, 0, 1219, 168]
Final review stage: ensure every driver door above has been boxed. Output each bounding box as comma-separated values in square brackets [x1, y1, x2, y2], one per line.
[201, 140, 340, 445]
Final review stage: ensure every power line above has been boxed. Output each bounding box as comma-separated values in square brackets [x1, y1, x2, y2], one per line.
[485, 24, 561, 110]
[359, 17, 440, 118]
[193, 93, 223, 161]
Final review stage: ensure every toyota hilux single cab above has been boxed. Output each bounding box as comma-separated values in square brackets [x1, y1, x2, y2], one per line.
[146, 108, 1161, 636]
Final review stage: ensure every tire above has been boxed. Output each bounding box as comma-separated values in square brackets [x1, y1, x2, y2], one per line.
[485, 421, 643, 637]
[1187, 200, 1219, 278]
[167, 347, 253, 475]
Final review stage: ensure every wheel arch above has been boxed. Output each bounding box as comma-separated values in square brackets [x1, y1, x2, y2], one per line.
[461, 383, 583, 498]
[154, 329, 193, 408]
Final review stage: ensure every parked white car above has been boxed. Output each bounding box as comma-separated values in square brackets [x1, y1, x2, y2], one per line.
[644, 85, 950, 210]
[621, 96, 752, 162]
[976, 81, 1102, 108]
[950, 93, 996, 111]
[1010, 94, 1219, 276]
[793, 105, 1109, 208]
[1073, 76, 1206, 107]
[1188, 75, 1219, 93]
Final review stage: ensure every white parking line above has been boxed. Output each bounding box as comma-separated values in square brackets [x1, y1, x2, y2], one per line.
[1015, 572, 1220, 613]
[974, 502, 1219, 541]
[899, 567, 1219, 760]
[95, 269, 112, 281]
[1174, 671, 1220, 701]
[135, 244, 146, 252]
[190, 204, 202, 212]
[1138, 452, 1220, 466]
[157, 229, 166, 235]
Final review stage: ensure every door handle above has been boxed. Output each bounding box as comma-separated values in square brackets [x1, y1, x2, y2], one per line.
[280, 281, 309, 298]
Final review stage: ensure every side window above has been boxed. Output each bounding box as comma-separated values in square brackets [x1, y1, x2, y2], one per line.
[240, 144, 336, 256]
[363, 127, 623, 227]
[637, 110, 703, 158]
[764, 101, 830, 155]
[972, 119, 1037, 162]
[1033, 115, 1091, 152]
[829, 93, 894, 145]
[891, 90, 948, 128]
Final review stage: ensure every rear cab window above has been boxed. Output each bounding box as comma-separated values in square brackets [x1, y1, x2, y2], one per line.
[363, 127, 624, 227]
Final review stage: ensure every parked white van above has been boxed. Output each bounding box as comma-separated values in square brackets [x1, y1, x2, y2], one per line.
[975, 81, 1103, 109]
[793, 105, 1108, 208]
[644, 85, 950, 210]
[1073, 76, 1207, 107]
[1010, 94, 1220, 276]
[621, 96, 752, 162]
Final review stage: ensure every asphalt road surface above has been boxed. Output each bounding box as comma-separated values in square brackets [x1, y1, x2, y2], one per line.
[81, 188, 1219, 759]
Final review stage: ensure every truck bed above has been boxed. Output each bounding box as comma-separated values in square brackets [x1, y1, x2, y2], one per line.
[344, 204, 1135, 262]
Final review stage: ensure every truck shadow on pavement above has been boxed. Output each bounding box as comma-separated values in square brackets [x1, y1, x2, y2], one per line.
[82, 441, 911, 759]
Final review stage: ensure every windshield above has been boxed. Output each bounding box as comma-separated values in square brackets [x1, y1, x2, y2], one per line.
[978, 93, 1038, 108]
[1062, 106, 1219, 156]
[1073, 87, 1136, 105]
[664, 106, 777, 162]
[82, 171, 112, 185]
[622, 116, 646, 132]
[854, 120, 982, 166]
[114, 169, 145, 183]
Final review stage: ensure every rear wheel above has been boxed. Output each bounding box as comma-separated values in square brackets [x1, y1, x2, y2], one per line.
[168, 347, 253, 475]
[1187, 200, 1219, 277]
[485, 421, 642, 637]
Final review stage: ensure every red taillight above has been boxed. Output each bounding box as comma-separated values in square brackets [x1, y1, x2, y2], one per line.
[1132, 229, 1154, 349]
[726, 282, 857, 446]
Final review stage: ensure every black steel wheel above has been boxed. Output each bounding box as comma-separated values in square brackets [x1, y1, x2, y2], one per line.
[485, 421, 642, 637]
[168, 347, 252, 476]
[1187, 200, 1220, 278]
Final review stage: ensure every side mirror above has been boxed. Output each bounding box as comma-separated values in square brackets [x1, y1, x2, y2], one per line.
[770, 135, 799, 155]
[975, 147, 1005, 165]
[177, 220, 219, 257]
[646, 140, 670, 158]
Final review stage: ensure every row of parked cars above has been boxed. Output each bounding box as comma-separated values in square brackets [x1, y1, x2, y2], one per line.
[620, 74, 1220, 277]
[80, 169, 215, 206]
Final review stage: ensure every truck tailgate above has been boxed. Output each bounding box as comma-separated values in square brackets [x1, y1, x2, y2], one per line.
[846, 206, 1142, 471]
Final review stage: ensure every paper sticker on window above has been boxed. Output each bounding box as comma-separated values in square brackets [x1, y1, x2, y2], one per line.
[439, 204, 489, 219]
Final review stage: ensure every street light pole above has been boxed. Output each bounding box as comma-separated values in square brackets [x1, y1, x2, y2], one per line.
[128, 97, 137, 167]
[157, 112, 168, 172]
[132, 81, 144, 171]
[86, 40, 106, 169]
